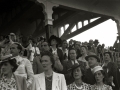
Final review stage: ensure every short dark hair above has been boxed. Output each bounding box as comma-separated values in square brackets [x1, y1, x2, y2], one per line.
[0, 58, 18, 72]
[41, 51, 55, 68]
[62, 40, 67, 44]
[13, 43, 23, 52]
[69, 48, 76, 53]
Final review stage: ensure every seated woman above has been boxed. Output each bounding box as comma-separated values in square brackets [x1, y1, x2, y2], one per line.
[91, 66, 112, 90]
[0, 55, 27, 90]
[31, 51, 67, 90]
[67, 63, 91, 90]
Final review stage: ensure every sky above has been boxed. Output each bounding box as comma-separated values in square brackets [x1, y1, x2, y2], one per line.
[66, 19, 118, 47]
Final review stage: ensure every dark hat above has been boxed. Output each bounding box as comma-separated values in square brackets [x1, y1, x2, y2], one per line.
[67, 63, 80, 71]
[48, 35, 61, 45]
[40, 36, 45, 41]
[85, 52, 100, 62]
[94, 39, 99, 43]
[0, 55, 18, 72]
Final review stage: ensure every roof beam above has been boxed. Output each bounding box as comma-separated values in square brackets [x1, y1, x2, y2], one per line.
[62, 17, 109, 40]
[61, 23, 75, 39]
[53, 12, 79, 28]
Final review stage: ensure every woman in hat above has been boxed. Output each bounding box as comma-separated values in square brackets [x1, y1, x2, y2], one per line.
[0, 56, 27, 90]
[49, 35, 64, 64]
[91, 66, 112, 90]
[67, 63, 91, 90]
[31, 51, 67, 90]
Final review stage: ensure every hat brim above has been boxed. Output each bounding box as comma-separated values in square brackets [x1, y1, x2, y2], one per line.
[67, 64, 81, 72]
[85, 55, 100, 62]
[48, 35, 61, 45]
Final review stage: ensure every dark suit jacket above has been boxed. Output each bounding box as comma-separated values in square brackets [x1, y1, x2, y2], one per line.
[50, 48, 64, 63]
[62, 60, 86, 85]
[33, 56, 44, 74]
[103, 62, 119, 90]
[117, 68, 120, 89]
[83, 68, 96, 85]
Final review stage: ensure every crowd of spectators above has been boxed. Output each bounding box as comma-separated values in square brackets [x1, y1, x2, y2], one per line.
[0, 32, 120, 90]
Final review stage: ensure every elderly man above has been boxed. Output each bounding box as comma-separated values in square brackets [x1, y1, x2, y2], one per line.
[83, 52, 100, 85]
[10, 42, 34, 89]
[62, 48, 86, 85]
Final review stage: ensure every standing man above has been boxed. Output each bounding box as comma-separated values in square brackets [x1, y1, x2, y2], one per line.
[62, 48, 86, 85]
[10, 42, 34, 89]
[83, 52, 100, 85]
[102, 52, 119, 90]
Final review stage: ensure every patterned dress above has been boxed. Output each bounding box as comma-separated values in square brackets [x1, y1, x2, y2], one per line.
[67, 82, 91, 90]
[91, 84, 113, 90]
[0, 75, 17, 90]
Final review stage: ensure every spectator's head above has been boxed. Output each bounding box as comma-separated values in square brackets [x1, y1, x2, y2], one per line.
[33, 42, 37, 47]
[109, 46, 114, 51]
[74, 41, 80, 50]
[40, 36, 45, 43]
[92, 66, 106, 84]
[41, 51, 54, 71]
[85, 52, 100, 68]
[69, 63, 85, 81]
[94, 39, 99, 47]
[69, 39, 73, 45]
[69, 48, 77, 61]
[89, 39, 94, 46]
[101, 44, 105, 48]
[10, 33, 16, 42]
[0, 56, 18, 75]
[41, 41, 50, 51]
[104, 52, 112, 62]
[81, 45, 88, 55]
[48, 35, 61, 47]
[28, 38, 33, 45]
[62, 40, 68, 49]
[97, 45, 102, 53]
[10, 42, 24, 56]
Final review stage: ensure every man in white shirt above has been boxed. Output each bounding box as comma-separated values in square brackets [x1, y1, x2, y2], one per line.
[29, 42, 40, 63]
[10, 42, 34, 89]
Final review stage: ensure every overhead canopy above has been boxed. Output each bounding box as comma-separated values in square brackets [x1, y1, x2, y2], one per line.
[45, 0, 120, 18]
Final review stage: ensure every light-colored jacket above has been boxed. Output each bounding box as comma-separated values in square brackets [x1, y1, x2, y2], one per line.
[15, 75, 27, 90]
[31, 72, 67, 90]
[14, 56, 34, 86]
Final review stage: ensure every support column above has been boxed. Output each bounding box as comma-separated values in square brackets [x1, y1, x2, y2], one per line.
[115, 18, 120, 36]
[45, 25, 53, 41]
[37, 0, 59, 40]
